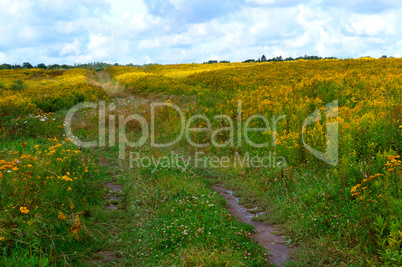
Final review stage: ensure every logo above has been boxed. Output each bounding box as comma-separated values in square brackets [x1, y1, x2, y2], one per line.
[64, 99, 339, 167]
[302, 100, 338, 166]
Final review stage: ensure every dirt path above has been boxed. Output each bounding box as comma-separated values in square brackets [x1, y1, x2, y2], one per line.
[213, 185, 291, 266]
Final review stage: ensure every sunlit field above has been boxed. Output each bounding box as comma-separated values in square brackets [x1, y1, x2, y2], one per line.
[1, 58, 402, 265]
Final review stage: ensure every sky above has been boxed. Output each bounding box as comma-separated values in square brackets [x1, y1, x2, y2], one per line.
[0, 0, 401, 65]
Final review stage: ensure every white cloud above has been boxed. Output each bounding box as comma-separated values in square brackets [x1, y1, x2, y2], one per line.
[0, 52, 7, 62]
[343, 13, 395, 36]
[55, 20, 85, 35]
[245, 0, 305, 7]
[169, 0, 186, 9]
[86, 34, 111, 57]
[245, 0, 276, 4]
[60, 39, 81, 56]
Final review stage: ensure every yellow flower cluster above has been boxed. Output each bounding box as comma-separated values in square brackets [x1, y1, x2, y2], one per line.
[20, 207, 29, 214]
[1, 137, 93, 222]
[384, 155, 401, 173]
[0, 159, 19, 170]
[0, 68, 107, 118]
[351, 173, 384, 198]
[61, 175, 73, 182]
[58, 212, 66, 220]
[362, 173, 383, 183]
[70, 215, 82, 240]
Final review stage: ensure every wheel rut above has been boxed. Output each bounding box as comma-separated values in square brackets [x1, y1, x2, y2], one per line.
[213, 184, 291, 266]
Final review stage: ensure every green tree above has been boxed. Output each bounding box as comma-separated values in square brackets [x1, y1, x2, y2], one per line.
[22, 62, 33, 69]
[37, 63, 47, 69]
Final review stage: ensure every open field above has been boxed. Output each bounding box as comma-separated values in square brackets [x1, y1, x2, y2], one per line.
[1, 58, 402, 266]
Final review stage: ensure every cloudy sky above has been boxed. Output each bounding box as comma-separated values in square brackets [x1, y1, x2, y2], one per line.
[0, 0, 401, 65]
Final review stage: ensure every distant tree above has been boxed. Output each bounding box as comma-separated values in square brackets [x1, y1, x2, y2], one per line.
[37, 63, 47, 69]
[243, 59, 255, 63]
[60, 64, 72, 69]
[271, 56, 283, 62]
[207, 60, 218, 64]
[1, 64, 11, 69]
[261, 55, 267, 62]
[380, 55, 387, 58]
[219, 60, 230, 63]
[47, 64, 60, 70]
[22, 62, 33, 69]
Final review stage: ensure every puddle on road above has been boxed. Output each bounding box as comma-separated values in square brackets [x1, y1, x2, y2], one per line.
[104, 204, 118, 211]
[213, 185, 291, 266]
[104, 183, 122, 211]
[105, 183, 123, 192]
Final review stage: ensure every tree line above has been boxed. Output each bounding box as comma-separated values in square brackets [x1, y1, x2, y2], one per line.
[204, 54, 339, 64]
[1, 55, 391, 71]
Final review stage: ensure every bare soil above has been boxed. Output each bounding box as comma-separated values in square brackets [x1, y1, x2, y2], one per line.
[213, 184, 291, 266]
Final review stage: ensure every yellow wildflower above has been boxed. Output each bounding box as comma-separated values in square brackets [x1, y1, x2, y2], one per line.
[70, 215, 82, 240]
[61, 175, 73, 182]
[20, 207, 29, 214]
[58, 212, 66, 220]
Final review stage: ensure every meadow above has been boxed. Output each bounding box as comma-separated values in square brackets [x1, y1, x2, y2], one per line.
[0, 58, 402, 266]
[109, 58, 402, 265]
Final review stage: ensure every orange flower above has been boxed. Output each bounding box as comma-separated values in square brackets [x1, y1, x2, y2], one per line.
[70, 215, 82, 239]
[58, 212, 66, 220]
[20, 207, 29, 214]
